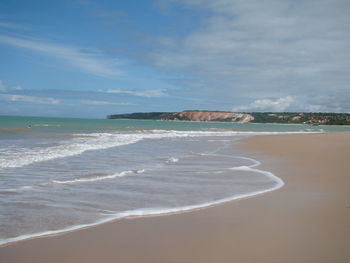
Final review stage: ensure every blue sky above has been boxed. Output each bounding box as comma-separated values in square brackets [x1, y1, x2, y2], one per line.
[0, 0, 349, 117]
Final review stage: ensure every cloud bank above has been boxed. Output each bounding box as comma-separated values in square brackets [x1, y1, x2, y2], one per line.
[102, 89, 165, 98]
[233, 96, 294, 112]
[81, 100, 134, 106]
[151, 0, 350, 112]
[0, 94, 60, 104]
[0, 80, 23, 92]
[0, 35, 121, 77]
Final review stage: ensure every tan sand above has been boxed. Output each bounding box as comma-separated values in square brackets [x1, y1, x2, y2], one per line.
[1, 132, 349, 263]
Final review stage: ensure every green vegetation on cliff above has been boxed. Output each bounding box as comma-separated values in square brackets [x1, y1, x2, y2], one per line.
[107, 112, 172, 120]
[250, 112, 350, 125]
[107, 111, 350, 125]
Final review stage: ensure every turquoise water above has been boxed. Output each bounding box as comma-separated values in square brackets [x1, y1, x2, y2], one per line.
[0, 115, 348, 246]
[1, 115, 350, 134]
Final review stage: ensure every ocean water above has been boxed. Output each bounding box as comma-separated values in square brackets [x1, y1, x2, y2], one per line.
[1, 116, 349, 246]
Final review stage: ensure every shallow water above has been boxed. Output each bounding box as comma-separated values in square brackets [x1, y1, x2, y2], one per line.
[1, 116, 345, 245]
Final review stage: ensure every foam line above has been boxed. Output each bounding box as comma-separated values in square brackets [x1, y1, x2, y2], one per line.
[165, 157, 179, 163]
[0, 130, 320, 170]
[196, 153, 261, 168]
[1, 170, 145, 192]
[0, 155, 284, 247]
[52, 169, 144, 184]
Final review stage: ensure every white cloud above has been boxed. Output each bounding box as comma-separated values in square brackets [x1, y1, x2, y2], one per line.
[0, 80, 24, 92]
[0, 35, 121, 77]
[11, 85, 23, 90]
[0, 22, 28, 30]
[233, 96, 294, 112]
[81, 100, 134, 105]
[102, 89, 165, 98]
[233, 93, 350, 113]
[0, 94, 60, 104]
[151, 0, 350, 112]
[0, 80, 5, 92]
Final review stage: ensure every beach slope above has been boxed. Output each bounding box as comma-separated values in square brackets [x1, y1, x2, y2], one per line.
[1, 132, 349, 263]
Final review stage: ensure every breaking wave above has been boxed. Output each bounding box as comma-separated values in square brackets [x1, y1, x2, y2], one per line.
[0, 153, 284, 247]
[0, 130, 314, 170]
[52, 169, 145, 184]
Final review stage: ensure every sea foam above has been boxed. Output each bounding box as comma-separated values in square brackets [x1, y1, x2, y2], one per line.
[0, 153, 284, 247]
[0, 130, 314, 170]
[51, 169, 145, 184]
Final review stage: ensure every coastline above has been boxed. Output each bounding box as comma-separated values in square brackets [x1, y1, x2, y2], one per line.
[107, 117, 350, 126]
[108, 118, 320, 125]
[0, 151, 284, 247]
[1, 132, 349, 262]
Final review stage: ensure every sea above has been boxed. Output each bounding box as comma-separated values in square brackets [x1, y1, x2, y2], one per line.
[1, 115, 349, 246]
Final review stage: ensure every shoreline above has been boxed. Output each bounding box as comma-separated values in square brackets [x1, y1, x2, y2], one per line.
[108, 118, 350, 126]
[1, 132, 349, 262]
[0, 152, 284, 248]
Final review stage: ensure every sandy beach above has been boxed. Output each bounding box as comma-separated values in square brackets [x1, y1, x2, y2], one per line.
[1, 132, 349, 263]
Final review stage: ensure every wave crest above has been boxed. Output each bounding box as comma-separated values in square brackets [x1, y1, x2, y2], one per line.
[52, 169, 145, 184]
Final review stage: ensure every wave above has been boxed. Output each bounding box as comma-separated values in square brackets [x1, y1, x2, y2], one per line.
[0, 170, 145, 193]
[33, 124, 61, 127]
[0, 134, 142, 169]
[0, 185, 34, 193]
[165, 157, 179, 163]
[0, 154, 283, 247]
[51, 169, 144, 184]
[0, 129, 319, 170]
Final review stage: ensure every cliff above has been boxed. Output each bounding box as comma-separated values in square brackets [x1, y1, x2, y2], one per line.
[107, 111, 254, 123]
[173, 111, 254, 122]
[107, 111, 350, 125]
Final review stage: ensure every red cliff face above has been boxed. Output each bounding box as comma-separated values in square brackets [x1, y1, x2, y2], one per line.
[173, 111, 254, 123]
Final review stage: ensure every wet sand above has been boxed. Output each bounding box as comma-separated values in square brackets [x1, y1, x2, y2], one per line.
[1, 132, 349, 263]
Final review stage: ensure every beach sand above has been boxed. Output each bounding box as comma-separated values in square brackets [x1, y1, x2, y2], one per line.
[1, 132, 349, 263]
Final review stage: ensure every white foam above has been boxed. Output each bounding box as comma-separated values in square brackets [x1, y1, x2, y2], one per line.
[0, 154, 284, 247]
[166, 157, 179, 163]
[196, 153, 261, 168]
[52, 169, 144, 184]
[0, 185, 34, 193]
[0, 129, 319, 170]
[1, 170, 145, 192]
[33, 124, 61, 127]
[0, 134, 142, 169]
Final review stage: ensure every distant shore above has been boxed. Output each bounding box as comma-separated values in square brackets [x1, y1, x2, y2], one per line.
[108, 111, 350, 125]
[1, 132, 349, 263]
[110, 118, 350, 127]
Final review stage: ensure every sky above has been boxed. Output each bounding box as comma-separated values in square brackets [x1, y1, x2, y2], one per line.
[0, 0, 349, 118]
